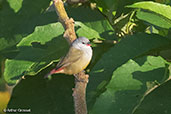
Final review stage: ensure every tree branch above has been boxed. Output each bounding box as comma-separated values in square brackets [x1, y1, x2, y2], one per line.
[53, 0, 88, 114]
[54, 0, 77, 43]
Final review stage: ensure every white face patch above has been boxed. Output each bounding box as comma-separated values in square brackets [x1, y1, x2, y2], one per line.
[72, 37, 91, 49]
[72, 37, 93, 60]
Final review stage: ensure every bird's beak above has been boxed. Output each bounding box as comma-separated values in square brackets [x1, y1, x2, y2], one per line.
[86, 42, 91, 46]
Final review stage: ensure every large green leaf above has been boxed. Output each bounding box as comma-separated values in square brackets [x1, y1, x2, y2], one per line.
[0, 0, 56, 52]
[75, 22, 103, 40]
[66, 6, 115, 40]
[127, 1, 171, 20]
[127, 1, 171, 29]
[89, 56, 169, 114]
[87, 33, 171, 109]
[133, 79, 171, 114]
[7, 73, 75, 114]
[4, 23, 68, 85]
[136, 10, 171, 29]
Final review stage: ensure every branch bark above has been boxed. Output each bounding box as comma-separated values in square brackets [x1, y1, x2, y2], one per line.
[54, 0, 76, 43]
[53, 0, 88, 114]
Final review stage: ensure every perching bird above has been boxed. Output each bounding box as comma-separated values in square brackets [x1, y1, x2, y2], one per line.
[45, 37, 92, 78]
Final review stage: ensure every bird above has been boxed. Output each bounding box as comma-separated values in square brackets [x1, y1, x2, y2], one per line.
[45, 37, 93, 78]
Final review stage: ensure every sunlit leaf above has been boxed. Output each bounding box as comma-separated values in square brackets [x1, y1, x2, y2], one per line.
[4, 23, 68, 85]
[127, 1, 171, 20]
[90, 56, 169, 114]
[133, 79, 171, 114]
[7, 0, 23, 13]
[87, 33, 171, 110]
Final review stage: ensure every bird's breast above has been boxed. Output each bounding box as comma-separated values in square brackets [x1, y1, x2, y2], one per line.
[83, 47, 92, 61]
[64, 50, 92, 75]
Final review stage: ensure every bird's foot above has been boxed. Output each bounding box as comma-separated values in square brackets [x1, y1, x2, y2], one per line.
[74, 71, 89, 83]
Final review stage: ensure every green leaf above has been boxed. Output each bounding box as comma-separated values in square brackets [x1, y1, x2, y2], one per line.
[75, 22, 102, 40]
[4, 23, 68, 85]
[0, 0, 56, 52]
[66, 6, 115, 39]
[17, 23, 64, 47]
[94, 0, 131, 16]
[93, 0, 138, 24]
[7, 0, 23, 13]
[87, 33, 171, 110]
[90, 56, 169, 114]
[126, 1, 171, 29]
[94, 0, 118, 19]
[133, 79, 171, 114]
[127, 1, 171, 20]
[136, 10, 171, 29]
[7, 73, 75, 114]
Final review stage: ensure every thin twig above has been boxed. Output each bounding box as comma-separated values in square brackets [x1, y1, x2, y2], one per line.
[53, 0, 88, 114]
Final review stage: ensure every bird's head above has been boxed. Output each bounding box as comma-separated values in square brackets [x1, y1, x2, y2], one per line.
[72, 37, 91, 49]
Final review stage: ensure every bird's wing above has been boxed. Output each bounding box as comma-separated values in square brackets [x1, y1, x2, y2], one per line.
[55, 47, 83, 69]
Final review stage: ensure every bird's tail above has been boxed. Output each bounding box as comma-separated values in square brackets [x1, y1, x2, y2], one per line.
[44, 67, 64, 78]
[44, 69, 56, 78]
[44, 72, 51, 78]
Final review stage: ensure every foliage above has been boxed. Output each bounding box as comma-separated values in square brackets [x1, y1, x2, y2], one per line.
[0, 0, 171, 114]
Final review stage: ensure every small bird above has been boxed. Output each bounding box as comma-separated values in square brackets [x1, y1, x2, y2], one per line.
[45, 37, 92, 78]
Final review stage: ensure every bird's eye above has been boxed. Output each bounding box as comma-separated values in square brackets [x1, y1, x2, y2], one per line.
[82, 42, 85, 44]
